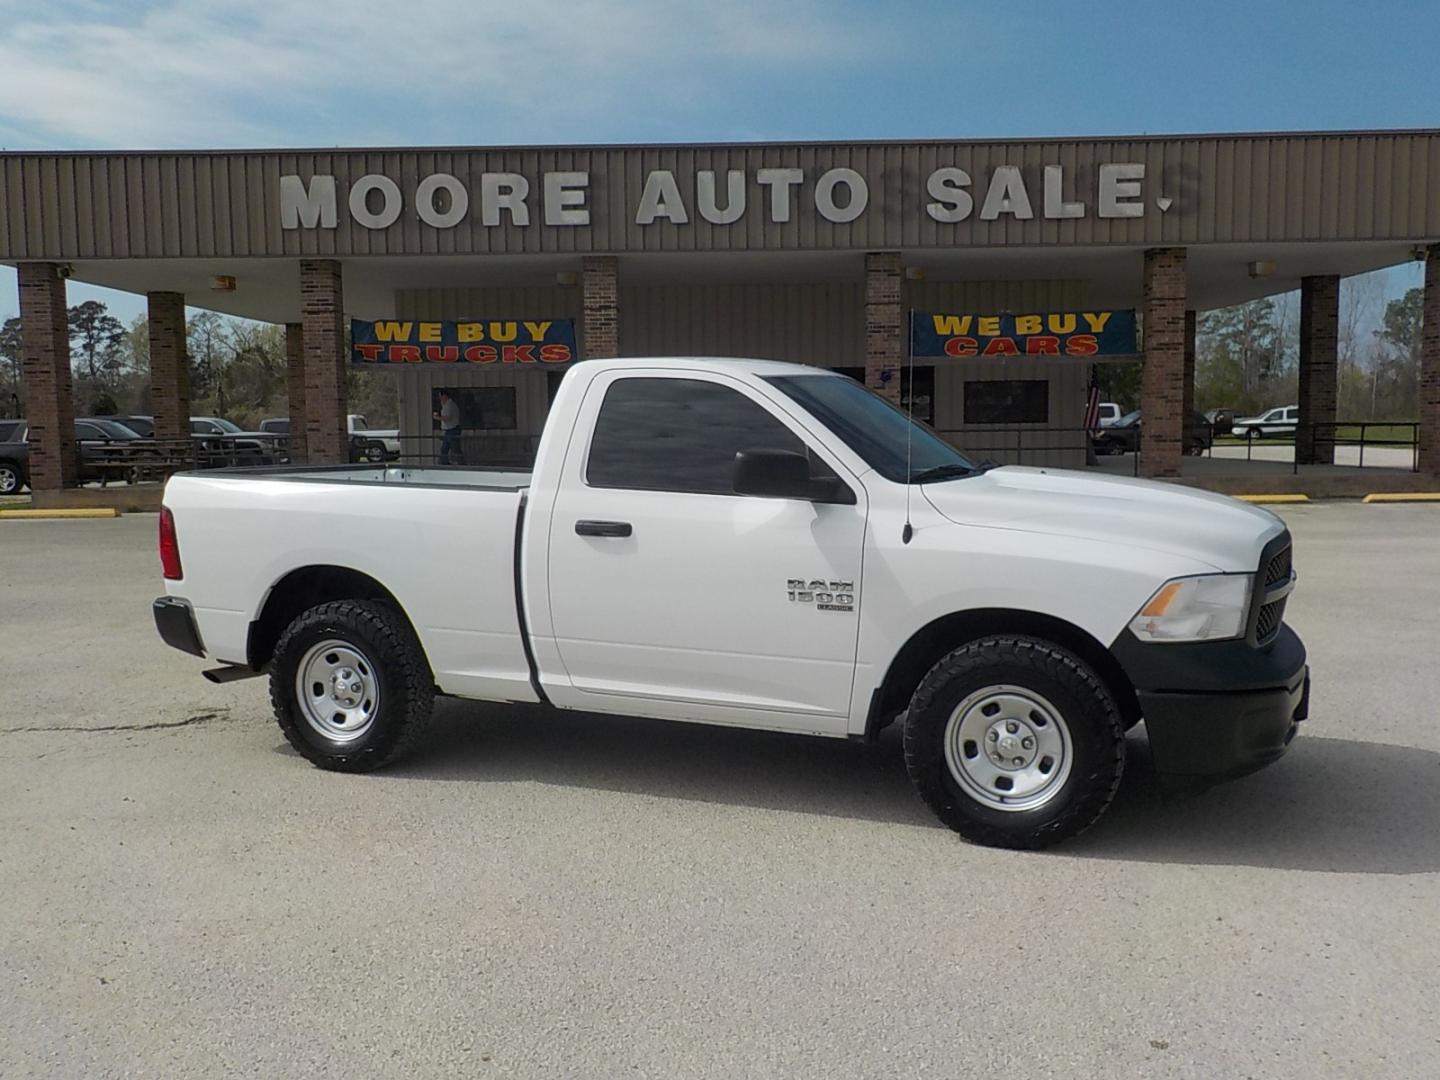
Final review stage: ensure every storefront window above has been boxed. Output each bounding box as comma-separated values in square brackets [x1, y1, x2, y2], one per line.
[963, 380, 1049, 425]
[430, 387, 517, 430]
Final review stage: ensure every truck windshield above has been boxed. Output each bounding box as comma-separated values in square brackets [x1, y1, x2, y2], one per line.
[764, 374, 975, 483]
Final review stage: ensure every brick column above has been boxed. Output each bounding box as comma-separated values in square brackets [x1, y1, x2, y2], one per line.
[18, 263, 76, 490]
[284, 322, 308, 463]
[301, 260, 347, 465]
[1139, 248, 1187, 479]
[147, 292, 189, 443]
[1420, 245, 1440, 477]
[581, 256, 619, 359]
[865, 252, 903, 403]
[1182, 309, 1197, 421]
[1296, 275, 1340, 466]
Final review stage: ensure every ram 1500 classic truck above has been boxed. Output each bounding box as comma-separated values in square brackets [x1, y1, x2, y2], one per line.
[153, 357, 1308, 849]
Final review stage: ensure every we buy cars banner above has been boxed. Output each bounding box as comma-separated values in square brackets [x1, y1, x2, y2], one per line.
[910, 310, 1137, 359]
[350, 318, 576, 365]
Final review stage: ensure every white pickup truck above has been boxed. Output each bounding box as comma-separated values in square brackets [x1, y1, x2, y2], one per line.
[154, 357, 1308, 848]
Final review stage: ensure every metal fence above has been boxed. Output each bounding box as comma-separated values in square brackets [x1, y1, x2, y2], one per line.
[382, 433, 544, 469]
[73, 434, 290, 487]
[1214, 422, 1419, 473]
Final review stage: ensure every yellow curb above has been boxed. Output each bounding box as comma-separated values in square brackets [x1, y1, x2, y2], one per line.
[1362, 492, 1440, 503]
[0, 507, 121, 519]
[1234, 494, 1310, 504]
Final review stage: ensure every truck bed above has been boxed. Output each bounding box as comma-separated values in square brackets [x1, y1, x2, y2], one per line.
[162, 467, 538, 704]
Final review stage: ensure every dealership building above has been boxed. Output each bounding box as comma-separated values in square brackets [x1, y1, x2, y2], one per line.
[3, 130, 1439, 497]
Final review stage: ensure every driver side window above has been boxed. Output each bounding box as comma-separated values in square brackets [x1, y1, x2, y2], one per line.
[586, 376, 830, 495]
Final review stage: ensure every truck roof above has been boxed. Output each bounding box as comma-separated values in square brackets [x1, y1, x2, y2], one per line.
[587, 357, 844, 378]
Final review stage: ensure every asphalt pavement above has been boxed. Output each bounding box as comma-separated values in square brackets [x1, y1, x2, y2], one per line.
[2, 504, 1439, 1079]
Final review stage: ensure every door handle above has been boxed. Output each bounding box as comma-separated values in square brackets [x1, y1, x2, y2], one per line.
[575, 519, 633, 538]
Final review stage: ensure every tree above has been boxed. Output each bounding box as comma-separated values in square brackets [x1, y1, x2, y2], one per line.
[1338, 274, 1384, 419]
[186, 311, 228, 405]
[1196, 298, 1293, 414]
[0, 316, 21, 418]
[1369, 287, 1422, 420]
[68, 300, 127, 385]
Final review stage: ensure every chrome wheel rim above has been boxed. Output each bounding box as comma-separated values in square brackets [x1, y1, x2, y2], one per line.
[944, 684, 1073, 812]
[0, 466, 17, 494]
[295, 639, 380, 743]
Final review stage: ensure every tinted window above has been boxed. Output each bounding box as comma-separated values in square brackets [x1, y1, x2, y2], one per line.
[765, 374, 973, 484]
[430, 387, 517, 431]
[587, 377, 808, 495]
[85, 419, 141, 439]
[964, 380, 1049, 424]
[0, 421, 21, 442]
[260, 419, 289, 434]
[75, 422, 104, 440]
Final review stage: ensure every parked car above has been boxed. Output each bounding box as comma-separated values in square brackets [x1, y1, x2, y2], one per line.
[1230, 406, 1299, 439]
[0, 417, 168, 489]
[189, 416, 284, 465]
[260, 417, 387, 463]
[0, 419, 27, 494]
[1204, 408, 1236, 436]
[1088, 403, 1123, 429]
[155, 357, 1307, 851]
[348, 414, 401, 459]
[1094, 402, 1122, 428]
[108, 415, 155, 437]
[1092, 410, 1213, 456]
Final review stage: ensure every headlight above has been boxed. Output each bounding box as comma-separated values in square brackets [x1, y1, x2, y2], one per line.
[1129, 574, 1252, 643]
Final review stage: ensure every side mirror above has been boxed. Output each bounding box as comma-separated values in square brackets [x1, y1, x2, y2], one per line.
[732, 449, 854, 504]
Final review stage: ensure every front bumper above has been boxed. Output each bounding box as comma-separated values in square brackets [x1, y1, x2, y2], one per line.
[1112, 625, 1309, 792]
[154, 596, 206, 657]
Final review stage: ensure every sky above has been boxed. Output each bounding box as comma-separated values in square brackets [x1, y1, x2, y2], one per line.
[0, 0, 1435, 326]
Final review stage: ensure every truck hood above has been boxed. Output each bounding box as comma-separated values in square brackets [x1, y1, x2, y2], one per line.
[922, 466, 1284, 572]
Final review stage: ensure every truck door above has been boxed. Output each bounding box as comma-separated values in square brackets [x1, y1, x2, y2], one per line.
[539, 369, 866, 731]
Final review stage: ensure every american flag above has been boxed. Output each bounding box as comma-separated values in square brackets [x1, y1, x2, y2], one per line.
[1084, 371, 1102, 434]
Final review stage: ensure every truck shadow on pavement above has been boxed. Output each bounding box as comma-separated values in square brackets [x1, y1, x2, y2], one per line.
[1069, 731, 1440, 874]
[370, 701, 1440, 875]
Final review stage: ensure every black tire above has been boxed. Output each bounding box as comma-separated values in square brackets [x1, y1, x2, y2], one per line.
[0, 462, 23, 495]
[269, 599, 434, 772]
[902, 635, 1125, 849]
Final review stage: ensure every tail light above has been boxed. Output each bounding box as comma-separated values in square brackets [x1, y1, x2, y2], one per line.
[159, 506, 183, 580]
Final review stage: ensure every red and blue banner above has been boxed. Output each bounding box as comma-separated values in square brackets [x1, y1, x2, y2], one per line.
[351, 318, 576, 366]
[910, 310, 1137, 360]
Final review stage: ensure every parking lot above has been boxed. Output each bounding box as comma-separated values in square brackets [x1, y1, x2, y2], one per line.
[2, 503, 1439, 1079]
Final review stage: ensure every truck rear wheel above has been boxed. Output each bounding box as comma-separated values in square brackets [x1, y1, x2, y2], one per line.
[902, 635, 1125, 849]
[269, 599, 434, 772]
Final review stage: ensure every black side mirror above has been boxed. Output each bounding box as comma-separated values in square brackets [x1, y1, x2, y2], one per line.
[732, 449, 854, 504]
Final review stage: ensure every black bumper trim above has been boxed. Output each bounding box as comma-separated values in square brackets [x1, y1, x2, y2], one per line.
[1138, 668, 1308, 792]
[154, 597, 205, 658]
[1111, 625, 1308, 787]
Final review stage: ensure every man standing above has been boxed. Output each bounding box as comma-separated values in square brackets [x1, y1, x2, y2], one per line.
[435, 389, 462, 465]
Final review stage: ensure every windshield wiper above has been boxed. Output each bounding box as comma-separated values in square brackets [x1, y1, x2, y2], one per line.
[910, 462, 977, 484]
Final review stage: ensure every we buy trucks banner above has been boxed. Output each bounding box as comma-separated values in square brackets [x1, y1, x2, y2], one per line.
[910, 310, 1137, 359]
[350, 318, 576, 366]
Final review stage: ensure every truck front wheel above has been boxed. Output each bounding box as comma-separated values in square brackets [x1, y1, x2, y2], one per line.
[902, 636, 1125, 849]
[269, 599, 434, 772]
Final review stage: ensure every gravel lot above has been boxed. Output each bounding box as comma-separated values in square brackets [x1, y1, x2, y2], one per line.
[3, 504, 1439, 1079]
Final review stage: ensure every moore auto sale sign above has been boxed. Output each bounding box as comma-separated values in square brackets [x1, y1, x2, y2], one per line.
[281, 161, 1171, 233]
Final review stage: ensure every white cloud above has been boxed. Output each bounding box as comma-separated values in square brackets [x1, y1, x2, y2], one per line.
[0, 0, 888, 148]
